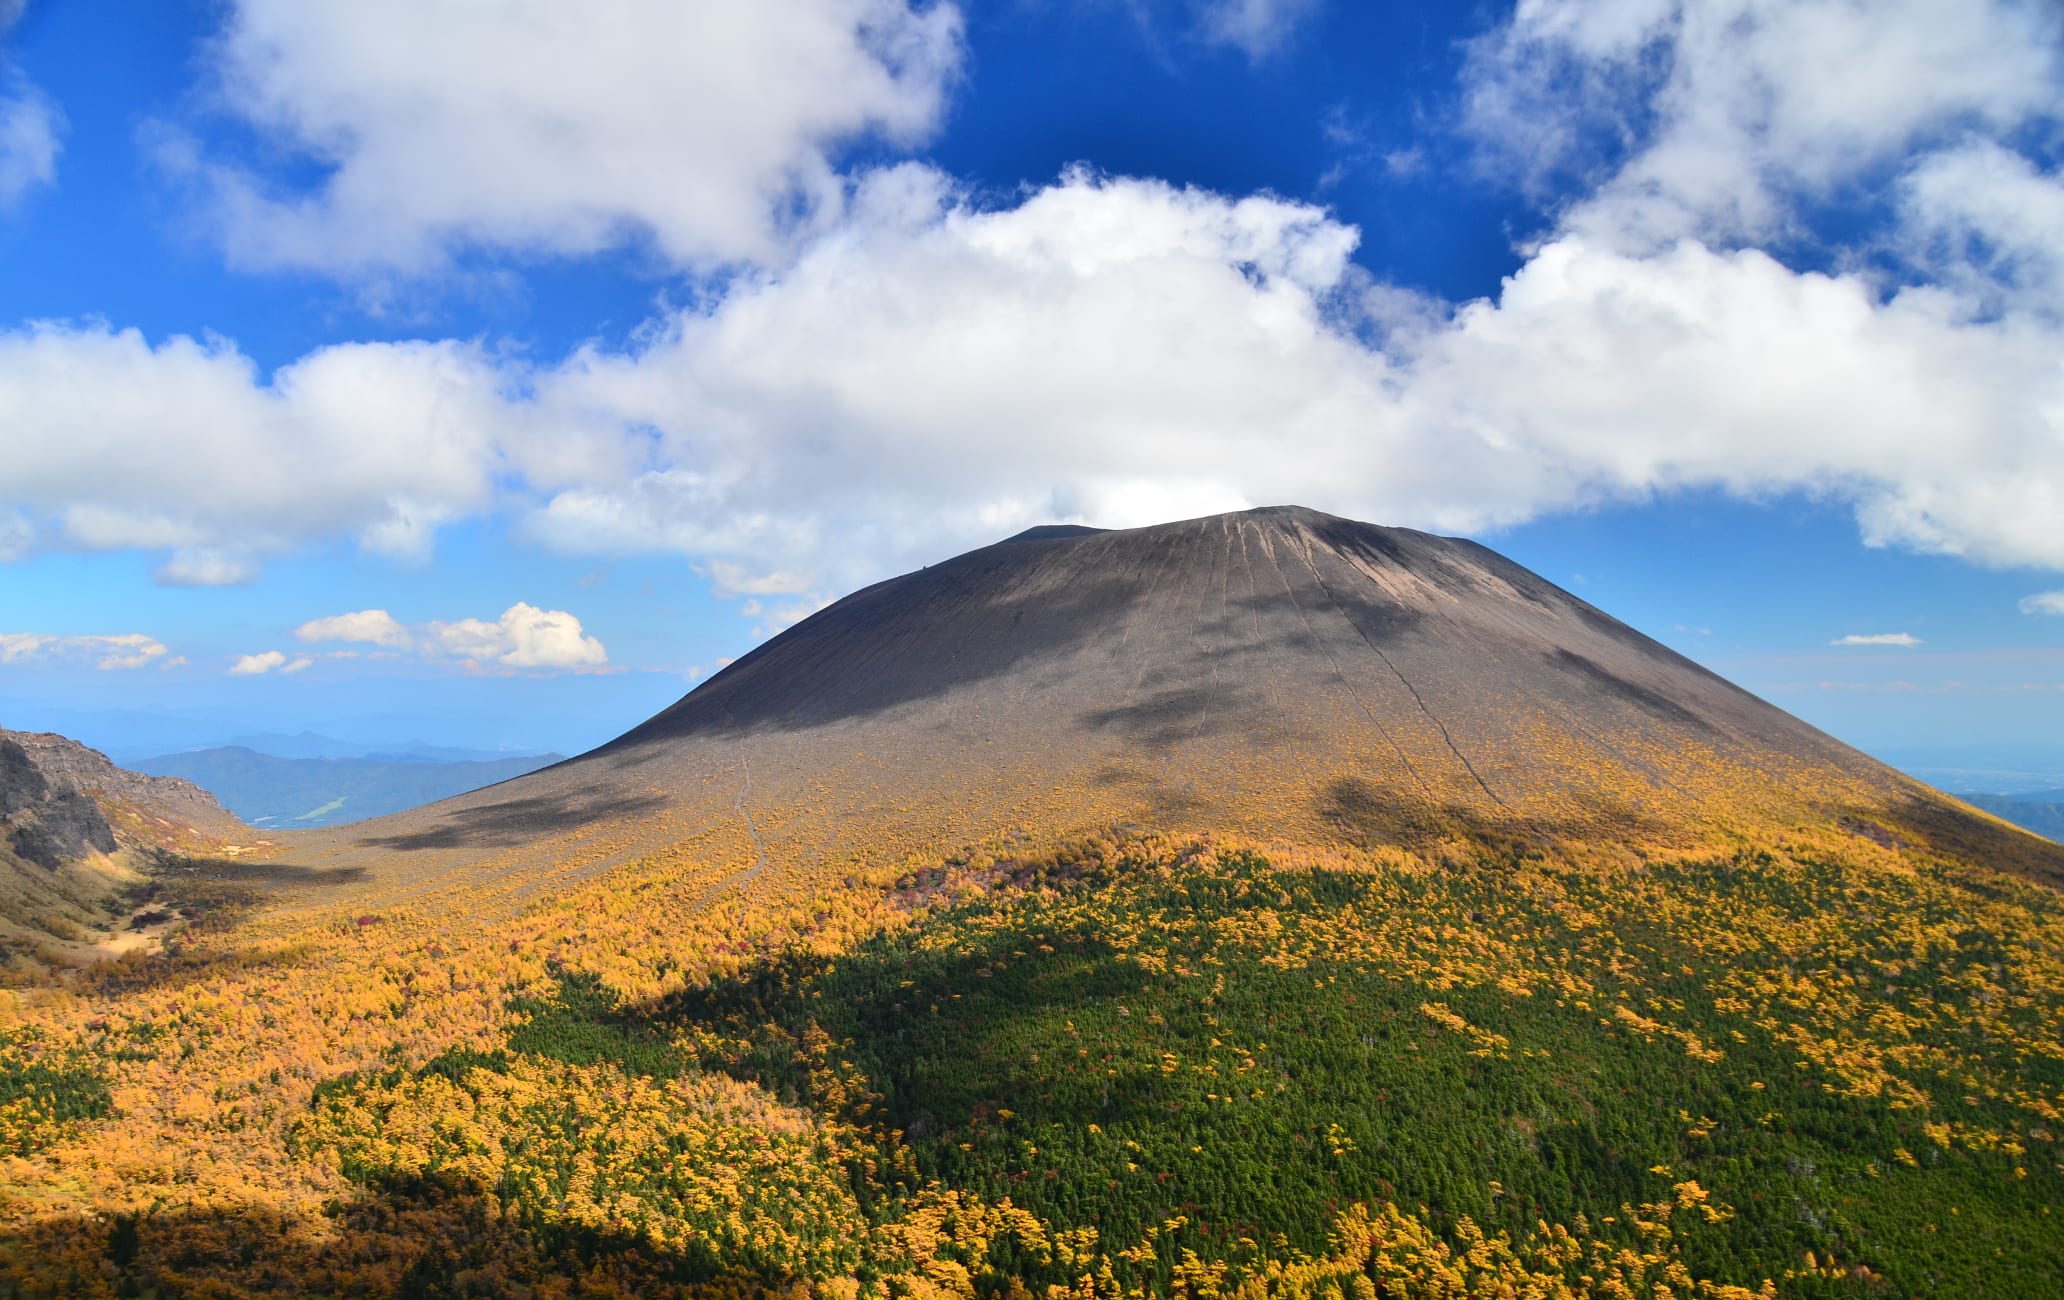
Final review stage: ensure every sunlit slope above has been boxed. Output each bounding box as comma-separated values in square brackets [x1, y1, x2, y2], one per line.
[276, 506, 2061, 909]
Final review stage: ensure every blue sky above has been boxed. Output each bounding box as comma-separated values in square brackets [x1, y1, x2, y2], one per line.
[1, 0, 2061, 776]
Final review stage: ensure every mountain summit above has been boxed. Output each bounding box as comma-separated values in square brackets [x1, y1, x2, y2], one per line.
[621, 505, 1853, 800]
[300, 506, 2056, 901]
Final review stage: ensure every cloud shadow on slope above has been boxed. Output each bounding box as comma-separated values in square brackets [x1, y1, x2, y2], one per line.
[353, 789, 670, 852]
[1079, 684, 1251, 752]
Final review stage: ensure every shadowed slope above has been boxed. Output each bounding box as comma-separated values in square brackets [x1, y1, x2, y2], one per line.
[279, 506, 2064, 908]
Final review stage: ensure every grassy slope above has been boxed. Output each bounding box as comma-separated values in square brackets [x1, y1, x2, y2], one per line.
[138, 830, 2051, 1298]
[486, 842, 2056, 1296]
[3, 803, 2060, 1296]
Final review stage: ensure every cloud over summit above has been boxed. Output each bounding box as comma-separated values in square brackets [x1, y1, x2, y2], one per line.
[0, 0, 2059, 608]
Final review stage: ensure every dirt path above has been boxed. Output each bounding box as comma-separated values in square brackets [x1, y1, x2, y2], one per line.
[680, 755, 769, 915]
[732, 755, 768, 888]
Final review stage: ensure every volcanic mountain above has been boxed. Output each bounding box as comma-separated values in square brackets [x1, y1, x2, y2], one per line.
[11, 508, 2064, 1297]
[292, 505, 2058, 907]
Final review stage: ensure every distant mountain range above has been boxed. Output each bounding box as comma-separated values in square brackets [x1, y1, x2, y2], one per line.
[195, 731, 553, 764]
[1959, 789, 2064, 843]
[131, 746, 564, 829]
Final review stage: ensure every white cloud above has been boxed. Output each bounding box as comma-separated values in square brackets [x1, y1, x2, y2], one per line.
[1461, 0, 2062, 251]
[231, 649, 314, 675]
[515, 164, 2064, 586]
[0, 631, 48, 663]
[0, 631, 170, 670]
[2021, 591, 2064, 616]
[228, 649, 288, 675]
[89, 634, 172, 670]
[11, 155, 2064, 598]
[0, 323, 577, 576]
[493, 604, 608, 670]
[167, 0, 963, 277]
[296, 608, 411, 648]
[1831, 633, 1922, 647]
[1401, 236, 2064, 565]
[0, 4, 60, 210]
[293, 603, 608, 671]
[423, 603, 607, 671]
[5, 0, 2063, 606]
[154, 548, 257, 587]
[1197, 0, 1320, 60]
[520, 167, 1383, 588]
[702, 560, 825, 600]
[1901, 141, 2064, 315]
[741, 595, 838, 639]
[0, 69, 59, 209]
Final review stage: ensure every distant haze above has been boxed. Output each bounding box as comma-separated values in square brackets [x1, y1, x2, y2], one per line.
[132, 746, 565, 829]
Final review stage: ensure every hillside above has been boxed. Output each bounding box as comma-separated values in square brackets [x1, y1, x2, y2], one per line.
[2, 508, 2061, 1296]
[133, 746, 565, 828]
[0, 728, 248, 967]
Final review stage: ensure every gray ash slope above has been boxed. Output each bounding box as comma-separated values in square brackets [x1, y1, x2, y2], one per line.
[623, 507, 1806, 759]
[291, 506, 2062, 905]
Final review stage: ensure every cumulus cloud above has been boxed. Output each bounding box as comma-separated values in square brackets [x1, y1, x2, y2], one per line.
[11, 156, 2064, 597]
[423, 603, 607, 671]
[5, 0, 2063, 605]
[0, 631, 170, 670]
[228, 649, 311, 675]
[1461, 0, 2061, 251]
[1901, 141, 2064, 316]
[93, 634, 174, 670]
[296, 608, 411, 648]
[1831, 633, 1922, 647]
[0, 323, 585, 576]
[166, 0, 963, 276]
[517, 161, 2064, 587]
[296, 603, 607, 671]
[2021, 591, 2064, 616]
[155, 549, 258, 587]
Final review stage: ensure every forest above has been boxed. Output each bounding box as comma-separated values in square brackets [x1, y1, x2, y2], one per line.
[1, 809, 2058, 1296]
